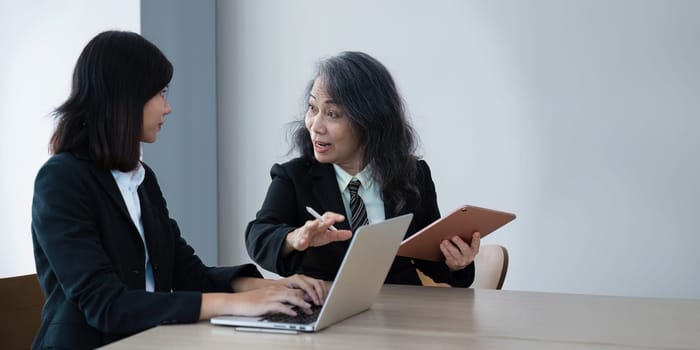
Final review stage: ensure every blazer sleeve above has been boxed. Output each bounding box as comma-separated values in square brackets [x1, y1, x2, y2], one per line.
[245, 163, 306, 276]
[410, 160, 475, 288]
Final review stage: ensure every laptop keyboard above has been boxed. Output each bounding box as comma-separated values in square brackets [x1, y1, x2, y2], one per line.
[262, 305, 322, 324]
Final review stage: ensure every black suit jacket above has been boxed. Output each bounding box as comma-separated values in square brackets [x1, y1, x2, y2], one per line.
[31, 150, 261, 349]
[245, 157, 474, 286]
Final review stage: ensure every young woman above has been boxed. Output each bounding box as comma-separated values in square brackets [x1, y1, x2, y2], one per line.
[245, 51, 480, 286]
[31, 31, 326, 349]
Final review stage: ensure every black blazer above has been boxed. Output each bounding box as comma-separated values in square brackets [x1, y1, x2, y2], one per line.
[31, 150, 261, 349]
[245, 157, 474, 287]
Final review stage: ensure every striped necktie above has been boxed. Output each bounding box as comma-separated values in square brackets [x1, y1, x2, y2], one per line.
[348, 179, 369, 232]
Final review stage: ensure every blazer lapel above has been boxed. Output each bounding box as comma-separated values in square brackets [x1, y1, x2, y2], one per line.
[71, 148, 132, 222]
[383, 190, 418, 219]
[383, 195, 396, 219]
[309, 163, 350, 230]
[89, 166, 133, 223]
[138, 187, 161, 287]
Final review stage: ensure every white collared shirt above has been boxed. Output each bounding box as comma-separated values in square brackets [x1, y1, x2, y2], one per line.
[110, 163, 154, 292]
[333, 164, 386, 224]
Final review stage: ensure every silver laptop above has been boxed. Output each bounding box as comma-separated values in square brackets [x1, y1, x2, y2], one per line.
[210, 213, 413, 333]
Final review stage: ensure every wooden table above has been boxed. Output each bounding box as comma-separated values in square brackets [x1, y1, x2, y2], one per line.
[104, 285, 700, 349]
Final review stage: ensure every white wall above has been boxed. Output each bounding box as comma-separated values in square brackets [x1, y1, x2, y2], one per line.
[217, 0, 700, 299]
[0, 1, 139, 278]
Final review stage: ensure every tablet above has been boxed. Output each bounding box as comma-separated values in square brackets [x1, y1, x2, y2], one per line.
[396, 205, 516, 262]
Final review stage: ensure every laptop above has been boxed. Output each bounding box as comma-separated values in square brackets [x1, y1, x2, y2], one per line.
[211, 213, 413, 333]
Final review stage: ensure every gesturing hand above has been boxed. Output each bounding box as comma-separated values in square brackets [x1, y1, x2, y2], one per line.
[440, 231, 481, 271]
[284, 211, 352, 254]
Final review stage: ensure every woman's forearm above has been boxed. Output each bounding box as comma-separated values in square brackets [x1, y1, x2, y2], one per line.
[231, 276, 276, 292]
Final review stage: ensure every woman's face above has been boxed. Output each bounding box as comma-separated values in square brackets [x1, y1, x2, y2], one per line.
[141, 87, 172, 143]
[305, 78, 363, 175]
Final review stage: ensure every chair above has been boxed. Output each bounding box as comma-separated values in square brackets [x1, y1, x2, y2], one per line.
[417, 244, 509, 289]
[0, 274, 45, 350]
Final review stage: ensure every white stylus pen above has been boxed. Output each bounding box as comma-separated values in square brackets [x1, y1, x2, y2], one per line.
[305, 206, 339, 231]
